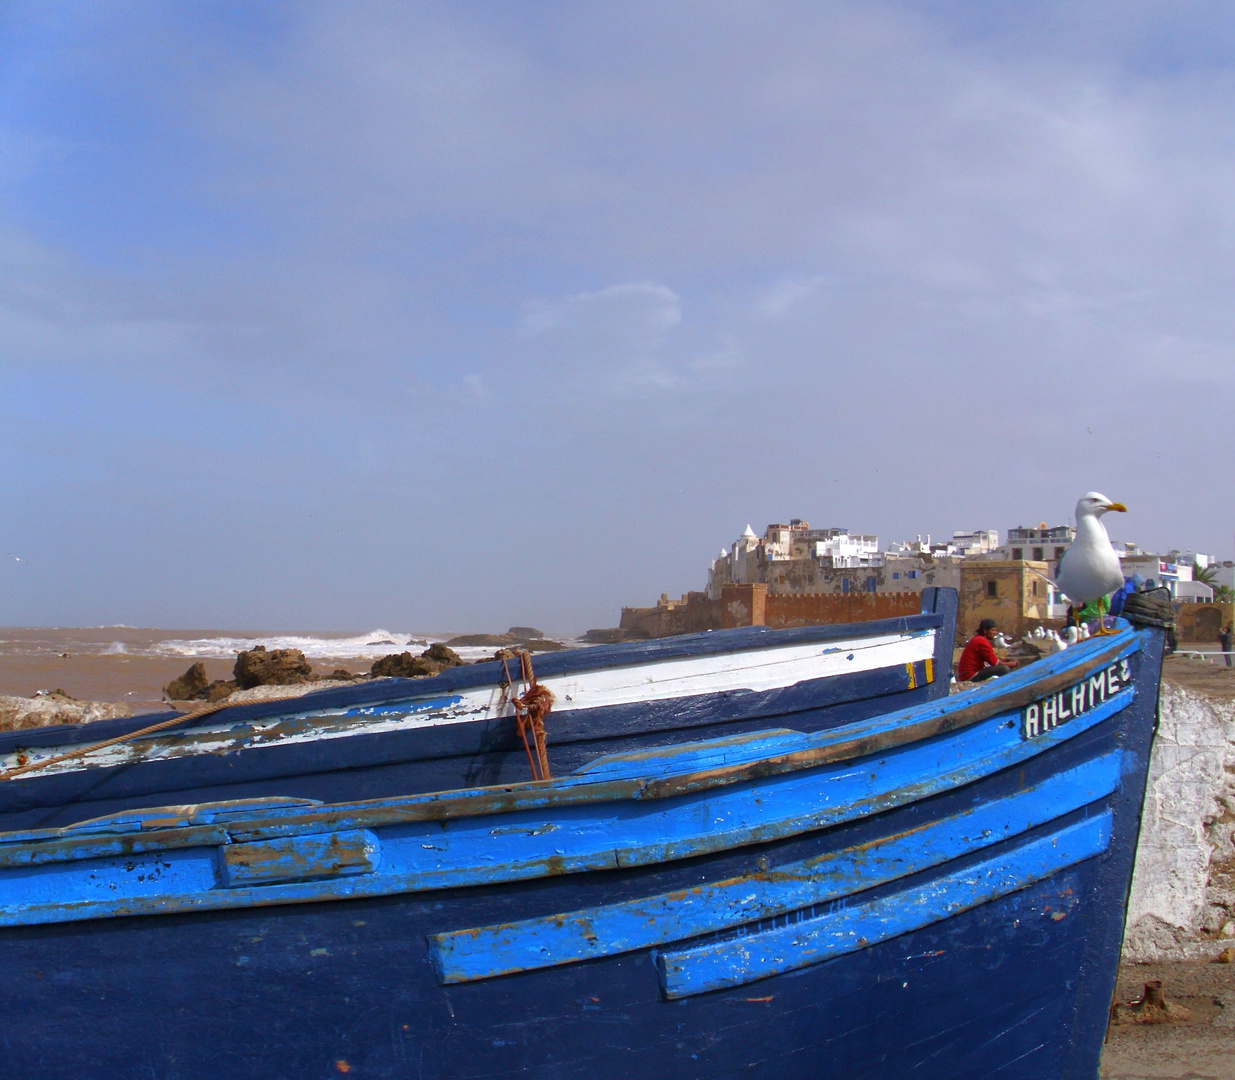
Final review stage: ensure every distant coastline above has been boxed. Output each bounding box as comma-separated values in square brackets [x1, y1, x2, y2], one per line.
[0, 626, 580, 713]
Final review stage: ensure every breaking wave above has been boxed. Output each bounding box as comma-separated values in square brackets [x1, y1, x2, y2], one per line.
[151, 631, 432, 661]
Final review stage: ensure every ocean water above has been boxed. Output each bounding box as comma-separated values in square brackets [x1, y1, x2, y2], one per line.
[0, 627, 575, 713]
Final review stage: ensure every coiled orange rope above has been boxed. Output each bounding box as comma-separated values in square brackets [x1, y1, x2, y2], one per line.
[499, 650, 555, 781]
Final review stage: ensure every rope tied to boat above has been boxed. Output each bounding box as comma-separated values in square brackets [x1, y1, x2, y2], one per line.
[0, 699, 235, 783]
[498, 650, 555, 781]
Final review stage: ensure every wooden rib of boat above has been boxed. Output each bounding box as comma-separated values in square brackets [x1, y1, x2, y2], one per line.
[0, 589, 956, 830]
[0, 608, 1163, 1079]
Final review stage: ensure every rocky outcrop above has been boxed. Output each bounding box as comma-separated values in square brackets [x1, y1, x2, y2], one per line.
[204, 680, 239, 702]
[370, 643, 464, 680]
[233, 646, 313, 690]
[582, 628, 643, 644]
[445, 632, 567, 652]
[506, 626, 544, 640]
[0, 692, 132, 732]
[165, 663, 210, 701]
[424, 643, 464, 667]
[371, 653, 442, 679]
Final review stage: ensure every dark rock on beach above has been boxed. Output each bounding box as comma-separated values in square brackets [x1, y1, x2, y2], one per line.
[370, 653, 439, 678]
[164, 663, 240, 703]
[369, 643, 464, 679]
[164, 662, 210, 701]
[424, 643, 464, 667]
[582, 627, 645, 644]
[233, 645, 313, 689]
[445, 633, 521, 648]
[204, 679, 238, 702]
[446, 632, 567, 652]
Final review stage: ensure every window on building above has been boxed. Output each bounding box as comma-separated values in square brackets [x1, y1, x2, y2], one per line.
[892, 572, 900, 580]
[1033, 547, 1044, 561]
[907, 569, 919, 579]
[1055, 547, 1066, 560]
[842, 577, 851, 594]
[865, 577, 877, 592]
[987, 580, 998, 598]
[1012, 548, 1023, 560]
[1032, 580, 1040, 597]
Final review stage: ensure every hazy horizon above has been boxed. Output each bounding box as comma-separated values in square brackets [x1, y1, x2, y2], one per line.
[4, 2, 1234, 633]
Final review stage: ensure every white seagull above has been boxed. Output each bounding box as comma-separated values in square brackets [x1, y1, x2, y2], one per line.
[1055, 491, 1127, 633]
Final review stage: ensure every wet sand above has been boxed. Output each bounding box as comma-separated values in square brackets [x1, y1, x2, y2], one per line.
[0, 627, 401, 713]
[1102, 960, 1235, 1078]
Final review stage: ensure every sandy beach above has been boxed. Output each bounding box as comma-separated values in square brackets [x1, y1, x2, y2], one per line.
[1103, 959, 1235, 1078]
[0, 626, 557, 714]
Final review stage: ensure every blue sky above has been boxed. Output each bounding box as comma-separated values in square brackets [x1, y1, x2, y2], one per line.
[2, 1, 1234, 632]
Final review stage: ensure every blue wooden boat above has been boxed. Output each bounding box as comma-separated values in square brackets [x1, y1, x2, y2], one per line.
[0, 607, 1164, 1079]
[0, 590, 955, 831]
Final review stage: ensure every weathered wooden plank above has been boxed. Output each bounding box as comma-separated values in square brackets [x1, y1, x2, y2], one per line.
[0, 630, 937, 779]
[216, 829, 379, 888]
[427, 750, 1123, 983]
[657, 813, 1113, 998]
[0, 645, 1136, 874]
[0, 685, 1133, 926]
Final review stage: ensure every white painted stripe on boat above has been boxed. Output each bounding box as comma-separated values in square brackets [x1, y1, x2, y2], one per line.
[3, 630, 935, 778]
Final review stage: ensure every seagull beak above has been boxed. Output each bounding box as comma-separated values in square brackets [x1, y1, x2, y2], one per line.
[1105, 502, 1128, 513]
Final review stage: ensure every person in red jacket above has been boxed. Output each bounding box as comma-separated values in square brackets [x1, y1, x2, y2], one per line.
[957, 619, 1018, 682]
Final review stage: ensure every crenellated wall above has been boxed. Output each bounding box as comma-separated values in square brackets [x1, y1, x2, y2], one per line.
[620, 585, 920, 638]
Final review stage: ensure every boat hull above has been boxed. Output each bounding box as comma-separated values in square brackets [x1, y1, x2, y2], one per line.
[0, 591, 956, 830]
[0, 618, 1163, 1079]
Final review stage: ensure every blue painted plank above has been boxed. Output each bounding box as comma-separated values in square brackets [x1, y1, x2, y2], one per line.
[216, 829, 380, 888]
[0, 620, 1165, 1080]
[0, 637, 1138, 862]
[657, 812, 1114, 998]
[571, 727, 811, 779]
[0, 621, 1133, 852]
[0, 685, 1133, 926]
[427, 750, 1123, 983]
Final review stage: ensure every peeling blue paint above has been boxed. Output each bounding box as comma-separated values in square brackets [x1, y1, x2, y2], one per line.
[427, 751, 1122, 983]
[0, 616, 1168, 1080]
[657, 814, 1112, 998]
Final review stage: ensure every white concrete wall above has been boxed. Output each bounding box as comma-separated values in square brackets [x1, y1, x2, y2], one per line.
[1123, 682, 1235, 960]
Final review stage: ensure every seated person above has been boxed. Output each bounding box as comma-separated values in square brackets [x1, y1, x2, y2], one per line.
[957, 619, 1018, 682]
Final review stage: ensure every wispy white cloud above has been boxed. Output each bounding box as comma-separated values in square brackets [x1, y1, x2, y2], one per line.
[520, 281, 680, 339]
[4, 1, 1235, 626]
[756, 277, 829, 319]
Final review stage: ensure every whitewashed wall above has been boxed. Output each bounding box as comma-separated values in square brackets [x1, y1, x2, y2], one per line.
[1123, 682, 1235, 960]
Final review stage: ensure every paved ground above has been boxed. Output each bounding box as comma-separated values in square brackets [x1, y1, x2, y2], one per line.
[1159, 652, 1235, 699]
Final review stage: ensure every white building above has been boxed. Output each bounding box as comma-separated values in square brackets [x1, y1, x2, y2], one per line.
[1120, 554, 1213, 601]
[707, 520, 884, 599]
[951, 529, 999, 556]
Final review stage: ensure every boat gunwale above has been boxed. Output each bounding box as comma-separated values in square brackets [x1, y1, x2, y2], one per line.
[0, 625, 1140, 865]
[0, 608, 952, 754]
